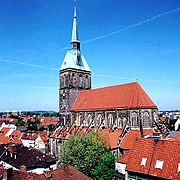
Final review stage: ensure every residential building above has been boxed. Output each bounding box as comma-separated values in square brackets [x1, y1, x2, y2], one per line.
[0, 164, 91, 180]
[0, 144, 56, 174]
[115, 138, 180, 180]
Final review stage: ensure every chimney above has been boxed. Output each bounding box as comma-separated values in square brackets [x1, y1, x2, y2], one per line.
[8, 144, 16, 154]
[20, 165, 27, 172]
[49, 167, 53, 171]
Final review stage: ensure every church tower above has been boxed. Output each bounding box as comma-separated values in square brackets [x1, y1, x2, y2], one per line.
[59, 0, 91, 125]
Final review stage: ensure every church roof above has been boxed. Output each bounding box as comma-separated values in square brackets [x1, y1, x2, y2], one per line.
[60, 48, 90, 71]
[72, 82, 157, 111]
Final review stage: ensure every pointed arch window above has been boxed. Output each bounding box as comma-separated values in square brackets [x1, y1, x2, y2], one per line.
[96, 114, 103, 127]
[85, 75, 89, 88]
[79, 74, 83, 87]
[72, 73, 77, 87]
[107, 114, 113, 127]
[79, 113, 83, 126]
[64, 74, 66, 87]
[117, 117, 122, 128]
[143, 112, 151, 127]
[87, 114, 93, 126]
[122, 118, 127, 128]
[131, 112, 139, 127]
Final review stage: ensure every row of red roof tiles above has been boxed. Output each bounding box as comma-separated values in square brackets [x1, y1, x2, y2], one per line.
[52, 126, 154, 149]
[40, 117, 59, 127]
[0, 118, 13, 121]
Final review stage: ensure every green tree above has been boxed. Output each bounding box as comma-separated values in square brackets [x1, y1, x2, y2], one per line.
[17, 120, 25, 126]
[27, 119, 38, 131]
[58, 132, 115, 179]
[44, 112, 50, 117]
[92, 153, 115, 180]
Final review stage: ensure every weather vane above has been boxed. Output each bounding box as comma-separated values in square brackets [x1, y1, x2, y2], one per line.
[136, 74, 139, 82]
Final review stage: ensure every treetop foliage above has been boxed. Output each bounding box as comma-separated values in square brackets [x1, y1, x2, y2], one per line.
[58, 132, 115, 180]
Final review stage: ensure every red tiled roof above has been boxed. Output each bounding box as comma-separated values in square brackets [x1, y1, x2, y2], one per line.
[98, 129, 122, 149]
[0, 118, 12, 121]
[0, 165, 90, 180]
[170, 134, 180, 142]
[120, 129, 154, 150]
[0, 135, 10, 144]
[52, 126, 122, 149]
[118, 138, 180, 180]
[40, 117, 59, 127]
[0, 127, 11, 136]
[72, 82, 157, 111]
[39, 131, 49, 144]
[10, 170, 35, 180]
[10, 138, 22, 144]
[21, 132, 38, 140]
[0, 134, 22, 145]
[10, 130, 22, 139]
[51, 127, 63, 138]
[117, 151, 130, 164]
[33, 165, 91, 180]
[22, 116, 31, 123]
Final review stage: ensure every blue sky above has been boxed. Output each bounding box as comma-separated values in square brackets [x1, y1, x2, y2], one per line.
[0, 0, 180, 111]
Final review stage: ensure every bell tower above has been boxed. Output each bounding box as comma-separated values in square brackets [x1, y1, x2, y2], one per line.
[59, 0, 91, 125]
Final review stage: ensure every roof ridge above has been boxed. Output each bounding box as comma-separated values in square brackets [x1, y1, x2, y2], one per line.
[82, 82, 138, 92]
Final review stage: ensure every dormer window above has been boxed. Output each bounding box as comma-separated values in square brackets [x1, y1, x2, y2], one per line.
[141, 157, 147, 166]
[155, 160, 164, 169]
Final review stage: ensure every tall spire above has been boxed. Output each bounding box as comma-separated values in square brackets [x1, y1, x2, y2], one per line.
[71, 0, 80, 50]
[60, 0, 91, 72]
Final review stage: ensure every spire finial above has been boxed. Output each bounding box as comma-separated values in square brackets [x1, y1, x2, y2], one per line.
[71, 0, 80, 49]
[136, 74, 139, 82]
[74, 0, 77, 18]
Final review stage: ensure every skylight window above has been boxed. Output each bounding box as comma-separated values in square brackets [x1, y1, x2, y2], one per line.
[141, 157, 147, 166]
[155, 160, 164, 169]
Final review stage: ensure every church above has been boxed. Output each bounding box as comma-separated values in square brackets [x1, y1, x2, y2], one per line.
[59, 2, 158, 130]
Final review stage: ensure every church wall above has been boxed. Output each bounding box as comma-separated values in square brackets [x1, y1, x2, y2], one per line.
[71, 108, 158, 129]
